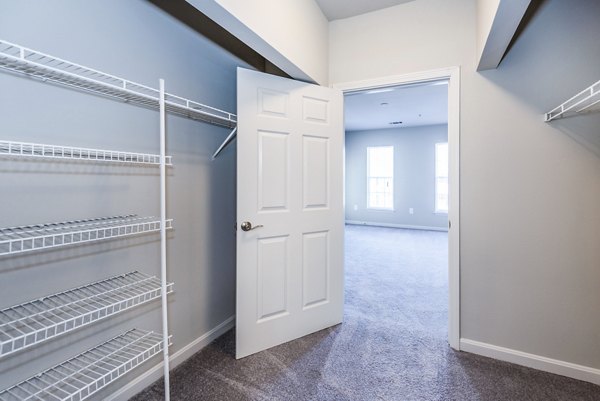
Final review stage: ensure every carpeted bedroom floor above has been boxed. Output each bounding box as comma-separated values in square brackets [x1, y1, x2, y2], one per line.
[132, 225, 600, 401]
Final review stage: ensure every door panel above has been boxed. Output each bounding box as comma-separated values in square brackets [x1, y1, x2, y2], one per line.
[303, 136, 329, 209]
[257, 235, 289, 321]
[258, 88, 289, 118]
[302, 231, 330, 309]
[258, 131, 289, 211]
[302, 96, 330, 123]
[237, 68, 344, 359]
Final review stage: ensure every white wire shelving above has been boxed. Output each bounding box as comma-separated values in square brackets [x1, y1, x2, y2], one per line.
[0, 271, 173, 358]
[0, 215, 173, 256]
[0, 38, 181, 400]
[0, 39, 236, 128]
[0, 140, 173, 166]
[545, 79, 600, 121]
[0, 329, 169, 401]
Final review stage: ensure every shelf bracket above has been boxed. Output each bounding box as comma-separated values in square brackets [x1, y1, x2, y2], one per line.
[545, 79, 600, 121]
[212, 126, 237, 160]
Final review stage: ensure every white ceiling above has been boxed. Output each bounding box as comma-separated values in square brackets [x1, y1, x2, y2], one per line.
[315, 0, 416, 21]
[344, 81, 448, 131]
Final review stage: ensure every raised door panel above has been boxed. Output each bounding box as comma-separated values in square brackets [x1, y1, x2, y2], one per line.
[257, 236, 289, 322]
[303, 136, 329, 209]
[258, 131, 289, 212]
[302, 231, 330, 309]
[258, 88, 289, 118]
[303, 96, 329, 124]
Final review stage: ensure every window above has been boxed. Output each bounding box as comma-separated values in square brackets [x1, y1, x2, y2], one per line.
[367, 146, 393, 209]
[435, 142, 449, 213]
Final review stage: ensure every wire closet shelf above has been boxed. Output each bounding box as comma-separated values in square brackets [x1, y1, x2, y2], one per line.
[0, 271, 173, 358]
[0, 140, 172, 166]
[0, 329, 170, 401]
[0, 215, 173, 256]
[0, 39, 236, 128]
[545, 79, 600, 121]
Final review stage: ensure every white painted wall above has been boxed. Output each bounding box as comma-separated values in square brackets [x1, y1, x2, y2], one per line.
[187, 0, 329, 85]
[331, 1, 473, 83]
[331, 0, 600, 374]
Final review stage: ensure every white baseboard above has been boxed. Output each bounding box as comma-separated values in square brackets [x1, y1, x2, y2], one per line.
[460, 338, 600, 386]
[106, 315, 236, 401]
[345, 220, 448, 232]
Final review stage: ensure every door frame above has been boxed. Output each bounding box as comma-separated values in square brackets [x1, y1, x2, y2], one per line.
[332, 66, 461, 350]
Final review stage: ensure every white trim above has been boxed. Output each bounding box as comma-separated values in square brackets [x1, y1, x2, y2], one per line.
[346, 220, 447, 232]
[105, 315, 235, 401]
[460, 338, 600, 386]
[333, 67, 457, 93]
[447, 67, 460, 351]
[334, 66, 461, 350]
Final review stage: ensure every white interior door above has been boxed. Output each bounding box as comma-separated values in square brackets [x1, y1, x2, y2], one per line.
[236, 68, 344, 359]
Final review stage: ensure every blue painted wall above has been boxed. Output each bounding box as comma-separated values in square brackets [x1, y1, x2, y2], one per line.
[345, 124, 448, 230]
[0, 1, 247, 397]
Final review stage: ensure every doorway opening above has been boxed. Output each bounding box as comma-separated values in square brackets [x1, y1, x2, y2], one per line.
[335, 68, 460, 349]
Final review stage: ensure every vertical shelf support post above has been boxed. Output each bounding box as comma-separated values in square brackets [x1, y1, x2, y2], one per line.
[159, 78, 171, 401]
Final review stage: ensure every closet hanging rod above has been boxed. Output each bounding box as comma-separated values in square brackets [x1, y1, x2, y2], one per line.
[545, 79, 600, 121]
[0, 39, 237, 128]
[212, 127, 237, 160]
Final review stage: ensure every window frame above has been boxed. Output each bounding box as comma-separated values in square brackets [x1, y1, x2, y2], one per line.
[434, 142, 449, 214]
[366, 145, 394, 211]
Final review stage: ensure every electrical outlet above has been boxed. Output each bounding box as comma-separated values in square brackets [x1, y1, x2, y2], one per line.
[409, 208, 414, 214]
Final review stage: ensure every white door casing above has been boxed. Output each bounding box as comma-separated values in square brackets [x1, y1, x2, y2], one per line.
[236, 68, 344, 359]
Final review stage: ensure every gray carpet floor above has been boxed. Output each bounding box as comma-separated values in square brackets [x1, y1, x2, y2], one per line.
[132, 225, 600, 401]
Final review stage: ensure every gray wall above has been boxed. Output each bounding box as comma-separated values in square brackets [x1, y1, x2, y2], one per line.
[345, 125, 448, 229]
[0, 0, 246, 397]
[330, 0, 600, 370]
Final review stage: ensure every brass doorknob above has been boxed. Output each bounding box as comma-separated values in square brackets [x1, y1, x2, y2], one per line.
[241, 221, 263, 231]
